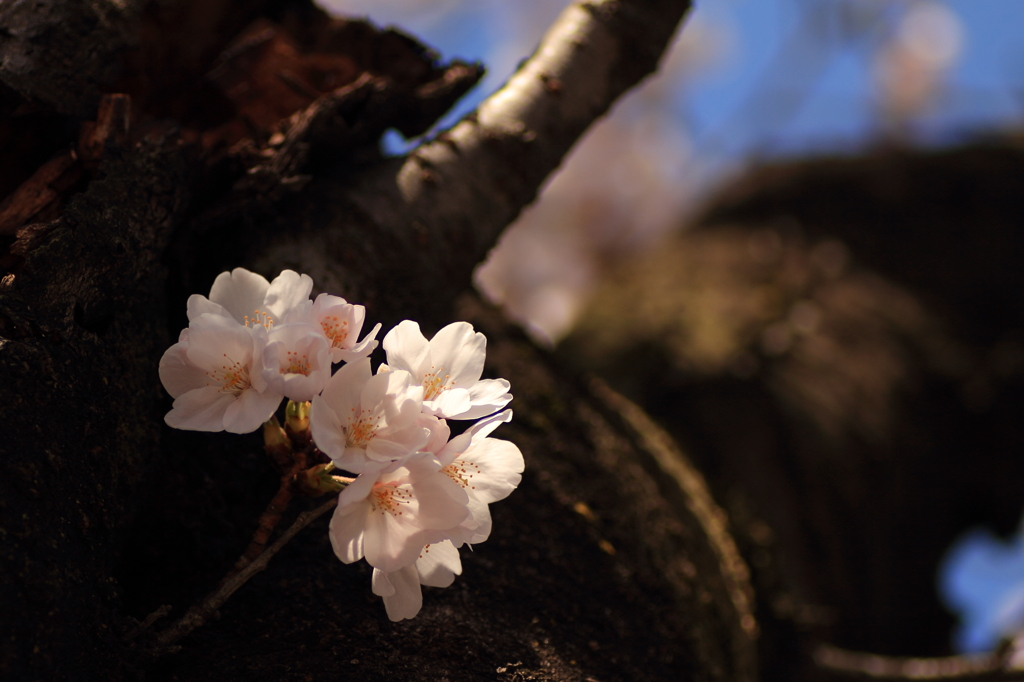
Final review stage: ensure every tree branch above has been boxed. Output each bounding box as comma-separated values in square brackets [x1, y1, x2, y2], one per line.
[344, 0, 693, 276]
[153, 496, 338, 651]
[815, 644, 1024, 681]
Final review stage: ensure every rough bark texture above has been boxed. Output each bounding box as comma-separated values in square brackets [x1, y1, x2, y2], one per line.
[563, 142, 1024, 679]
[121, 295, 756, 682]
[0, 1, 764, 680]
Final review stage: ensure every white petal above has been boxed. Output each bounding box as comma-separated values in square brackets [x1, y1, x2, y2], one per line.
[458, 438, 524, 505]
[263, 270, 313, 321]
[467, 409, 514, 444]
[383, 320, 431, 375]
[410, 474, 470, 529]
[419, 415, 450, 455]
[451, 379, 513, 420]
[158, 340, 206, 398]
[332, 322, 381, 364]
[363, 508, 434, 572]
[221, 387, 281, 434]
[329, 502, 367, 564]
[371, 567, 396, 597]
[321, 357, 372, 415]
[365, 430, 426, 463]
[339, 471, 378, 506]
[310, 395, 347, 463]
[428, 322, 485, 387]
[249, 324, 269, 393]
[165, 386, 234, 432]
[379, 565, 423, 621]
[416, 540, 461, 587]
[446, 495, 492, 547]
[398, 451, 444, 481]
[382, 373, 426, 429]
[423, 387, 473, 419]
[208, 268, 270, 325]
[186, 294, 229, 321]
[260, 323, 331, 401]
[185, 314, 254, 371]
[332, 446, 388, 476]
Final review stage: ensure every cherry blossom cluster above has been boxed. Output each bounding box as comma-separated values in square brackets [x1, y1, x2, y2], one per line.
[159, 268, 523, 621]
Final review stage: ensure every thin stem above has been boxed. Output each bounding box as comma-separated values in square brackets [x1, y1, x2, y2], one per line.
[153, 496, 338, 651]
[226, 464, 301, 579]
[122, 604, 171, 642]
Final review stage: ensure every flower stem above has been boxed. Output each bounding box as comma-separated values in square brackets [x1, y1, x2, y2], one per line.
[153, 496, 338, 651]
[226, 462, 304, 580]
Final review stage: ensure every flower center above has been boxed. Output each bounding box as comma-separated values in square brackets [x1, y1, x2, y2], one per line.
[320, 315, 350, 348]
[344, 408, 379, 448]
[370, 483, 411, 517]
[423, 366, 453, 401]
[283, 350, 311, 376]
[206, 354, 251, 396]
[442, 460, 480, 490]
[244, 309, 274, 329]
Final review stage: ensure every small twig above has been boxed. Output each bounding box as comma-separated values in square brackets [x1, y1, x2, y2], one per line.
[122, 604, 172, 642]
[225, 463, 302, 580]
[153, 496, 338, 651]
[814, 643, 1024, 681]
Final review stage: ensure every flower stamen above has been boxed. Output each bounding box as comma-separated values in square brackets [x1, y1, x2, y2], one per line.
[423, 365, 453, 401]
[283, 350, 311, 376]
[206, 354, 252, 396]
[442, 460, 480, 490]
[344, 408, 379, 448]
[244, 309, 274, 329]
[321, 315, 350, 349]
[370, 483, 412, 517]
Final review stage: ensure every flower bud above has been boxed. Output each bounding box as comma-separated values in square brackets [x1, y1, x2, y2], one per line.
[285, 400, 311, 446]
[296, 462, 351, 496]
[263, 416, 293, 470]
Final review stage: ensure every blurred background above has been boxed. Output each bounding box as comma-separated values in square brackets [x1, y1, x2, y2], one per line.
[322, 0, 1021, 344]
[320, 0, 1024, 662]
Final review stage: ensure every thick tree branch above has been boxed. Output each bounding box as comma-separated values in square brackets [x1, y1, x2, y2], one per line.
[345, 0, 693, 274]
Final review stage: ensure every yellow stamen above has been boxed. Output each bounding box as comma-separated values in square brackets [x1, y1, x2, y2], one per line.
[205, 354, 252, 396]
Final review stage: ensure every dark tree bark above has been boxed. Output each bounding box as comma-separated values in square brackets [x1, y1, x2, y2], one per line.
[564, 142, 1024, 680]
[0, 1, 769, 681]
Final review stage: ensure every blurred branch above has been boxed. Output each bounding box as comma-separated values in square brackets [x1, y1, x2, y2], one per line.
[815, 643, 1024, 681]
[345, 0, 694, 277]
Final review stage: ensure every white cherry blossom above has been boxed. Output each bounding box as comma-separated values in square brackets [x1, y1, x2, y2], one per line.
[309, 293, 381, 364]
[371, 540, 462, 621]
[422, 410, 524, 546]
[260, 322, 332, 401]
[328, 452, 470, 573]
[159, 313, 282, 433]
[381, 320, 512, 420]
[310, 358, 430, 474]
[186, 267, 314, 328]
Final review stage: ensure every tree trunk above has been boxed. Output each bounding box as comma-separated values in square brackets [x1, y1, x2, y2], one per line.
[0, 1, 764, 680]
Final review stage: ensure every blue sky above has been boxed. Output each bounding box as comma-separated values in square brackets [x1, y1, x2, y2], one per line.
[326, 0, 1024, 161]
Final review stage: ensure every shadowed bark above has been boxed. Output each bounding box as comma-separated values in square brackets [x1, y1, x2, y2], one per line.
[563, 142, 1024, 680]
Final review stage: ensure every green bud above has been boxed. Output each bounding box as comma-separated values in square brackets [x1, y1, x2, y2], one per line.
[263, 416, 292, 470]
[263, 416, 290, 450]
[285, 400, 311, 436]
[298, 462, 352, 496]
